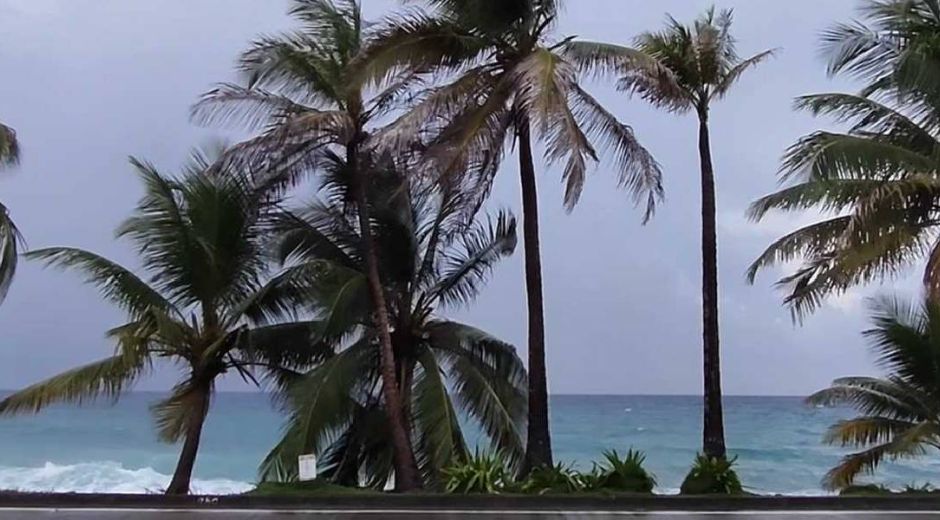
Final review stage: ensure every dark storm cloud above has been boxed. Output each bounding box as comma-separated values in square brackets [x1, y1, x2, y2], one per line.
[0, 0, 892, 395]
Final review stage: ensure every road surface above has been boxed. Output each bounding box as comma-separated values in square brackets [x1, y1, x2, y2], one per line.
[0, 510, 938, 519]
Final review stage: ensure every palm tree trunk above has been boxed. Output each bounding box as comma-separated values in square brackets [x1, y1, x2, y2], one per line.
[347, 140, 421, 491]
[165, 385, 210, 495]
[518, 118, 553, 474]
[697, 110, 726, 460]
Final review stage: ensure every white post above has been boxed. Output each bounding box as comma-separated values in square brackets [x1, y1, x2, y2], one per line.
[298, 454, 318, 481]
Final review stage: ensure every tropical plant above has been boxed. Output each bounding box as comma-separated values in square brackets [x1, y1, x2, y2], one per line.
[807, 295, 940, 491]
[258, 161, 526, 490]
[0, 149, 325, 495]
[748, 0, 940, 318]
[521, 462, 584, 495]
[586, 449, 656, 493]
[444, 450, 514, 494]
[191, 0, 428, 490]
[679, 453, 742, 495]
[567, 7, 773, 462]
[0, 120, 23, 304]
[357, 0, 663, 473]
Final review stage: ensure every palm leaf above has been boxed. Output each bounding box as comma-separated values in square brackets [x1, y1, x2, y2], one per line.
[25, 247, 174, 318]
[0, 355, 148, 415]
[0, 202, 23, 303]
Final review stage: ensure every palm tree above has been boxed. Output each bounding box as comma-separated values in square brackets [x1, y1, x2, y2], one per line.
[0, 120, 23, 304]
[356, 0, 663, 472]
[808, 295, 940, 491]
[0, 149, 325, 495]
[192, 0, 426, 489]
[259, 160, 527, 489]
[748, 0, 940, 318]
[567, 7, 774, 461]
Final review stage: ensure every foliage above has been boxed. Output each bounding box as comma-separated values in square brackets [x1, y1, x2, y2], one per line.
[748, 0, 940, 319]
[585, 449, 656, 493]
[566, 7, 775, 117]
[521, 463, 584, 495]
[0, 148, 324, 494]
[679, 454, 743, 495]
[258, 162, 526, 489]
[807, 295, 940, 491]
[0, 120, 23, 306]
[359, 0, 664, 475]
[443, 450, 513, 494]
[361, 0, 664, 215]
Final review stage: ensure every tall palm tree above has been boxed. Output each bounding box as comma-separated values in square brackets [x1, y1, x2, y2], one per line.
[808, 295, 940, 491]
[356, 0, 663, 472]
[260, 160, 526, 489]
[0, 120, 23, 304]
[0, 150, 324, 495]
[748, 0, 940, 318]
[567, 7, 774, 460]
[192, 0, 426, 489]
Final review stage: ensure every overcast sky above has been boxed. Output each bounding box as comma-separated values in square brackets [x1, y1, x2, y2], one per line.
[0, 0, 910, 396]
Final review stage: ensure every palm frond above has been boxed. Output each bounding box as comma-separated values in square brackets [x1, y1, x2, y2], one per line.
[259, 338, 375, 482]
[571, 84, 663, 221]
[25, 247, 174, 318]
[822, 422, 939, 490]
[427, 320, 526, 468]
[512, 48, 598, 209]
[0, 355, 148, 415]
[710, 48, 777, 101]
[0, 202, 23, 303]
[413, 348, 469, 487]
[150, 380, 212, 443]
[427, 210, 516, 308]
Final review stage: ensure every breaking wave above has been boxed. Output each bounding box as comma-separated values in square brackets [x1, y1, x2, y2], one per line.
[0, 461, 252, 494]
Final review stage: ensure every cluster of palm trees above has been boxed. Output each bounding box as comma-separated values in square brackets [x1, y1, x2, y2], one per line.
[0, 0, 770, 494]
[5, 0, 939, 496]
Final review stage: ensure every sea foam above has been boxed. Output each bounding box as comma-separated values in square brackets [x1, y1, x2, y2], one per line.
[0, 461, 252, 494]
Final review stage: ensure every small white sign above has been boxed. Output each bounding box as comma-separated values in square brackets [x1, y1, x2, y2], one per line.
[298, 454, 318, 481]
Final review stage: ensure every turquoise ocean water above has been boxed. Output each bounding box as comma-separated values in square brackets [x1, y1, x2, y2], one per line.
[0, 393, 935, 495]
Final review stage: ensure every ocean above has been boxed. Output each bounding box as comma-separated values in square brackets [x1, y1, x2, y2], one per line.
[0, 393, 934, 495]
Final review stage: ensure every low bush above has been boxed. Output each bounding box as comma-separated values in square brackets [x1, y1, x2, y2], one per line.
[522, 463, 584, 494]
[586, 449, 657, 493]
[443, 450, 513, 494]
[679, 454, 743, 495]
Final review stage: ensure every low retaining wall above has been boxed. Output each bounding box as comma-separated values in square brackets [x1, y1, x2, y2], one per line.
[1, 493, 940, 512]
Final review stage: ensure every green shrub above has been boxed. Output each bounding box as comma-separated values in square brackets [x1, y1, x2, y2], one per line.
[586, 449, 657, 493]
[444, 450, 513, 494]
[680, 454, 743, 495]
[521, 463, 584, 495]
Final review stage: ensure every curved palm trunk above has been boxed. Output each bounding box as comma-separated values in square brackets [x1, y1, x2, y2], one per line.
[347, 141, 421, 492]
[165, 385, 210, 495]
[697, 110, 726, 460]
[518, 119, 553, 474]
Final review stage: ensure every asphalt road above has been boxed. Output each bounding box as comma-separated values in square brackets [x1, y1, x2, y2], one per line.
[0, 510, 939, 519]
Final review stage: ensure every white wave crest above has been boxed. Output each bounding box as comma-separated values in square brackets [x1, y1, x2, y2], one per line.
[0, 461, 251, 495]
